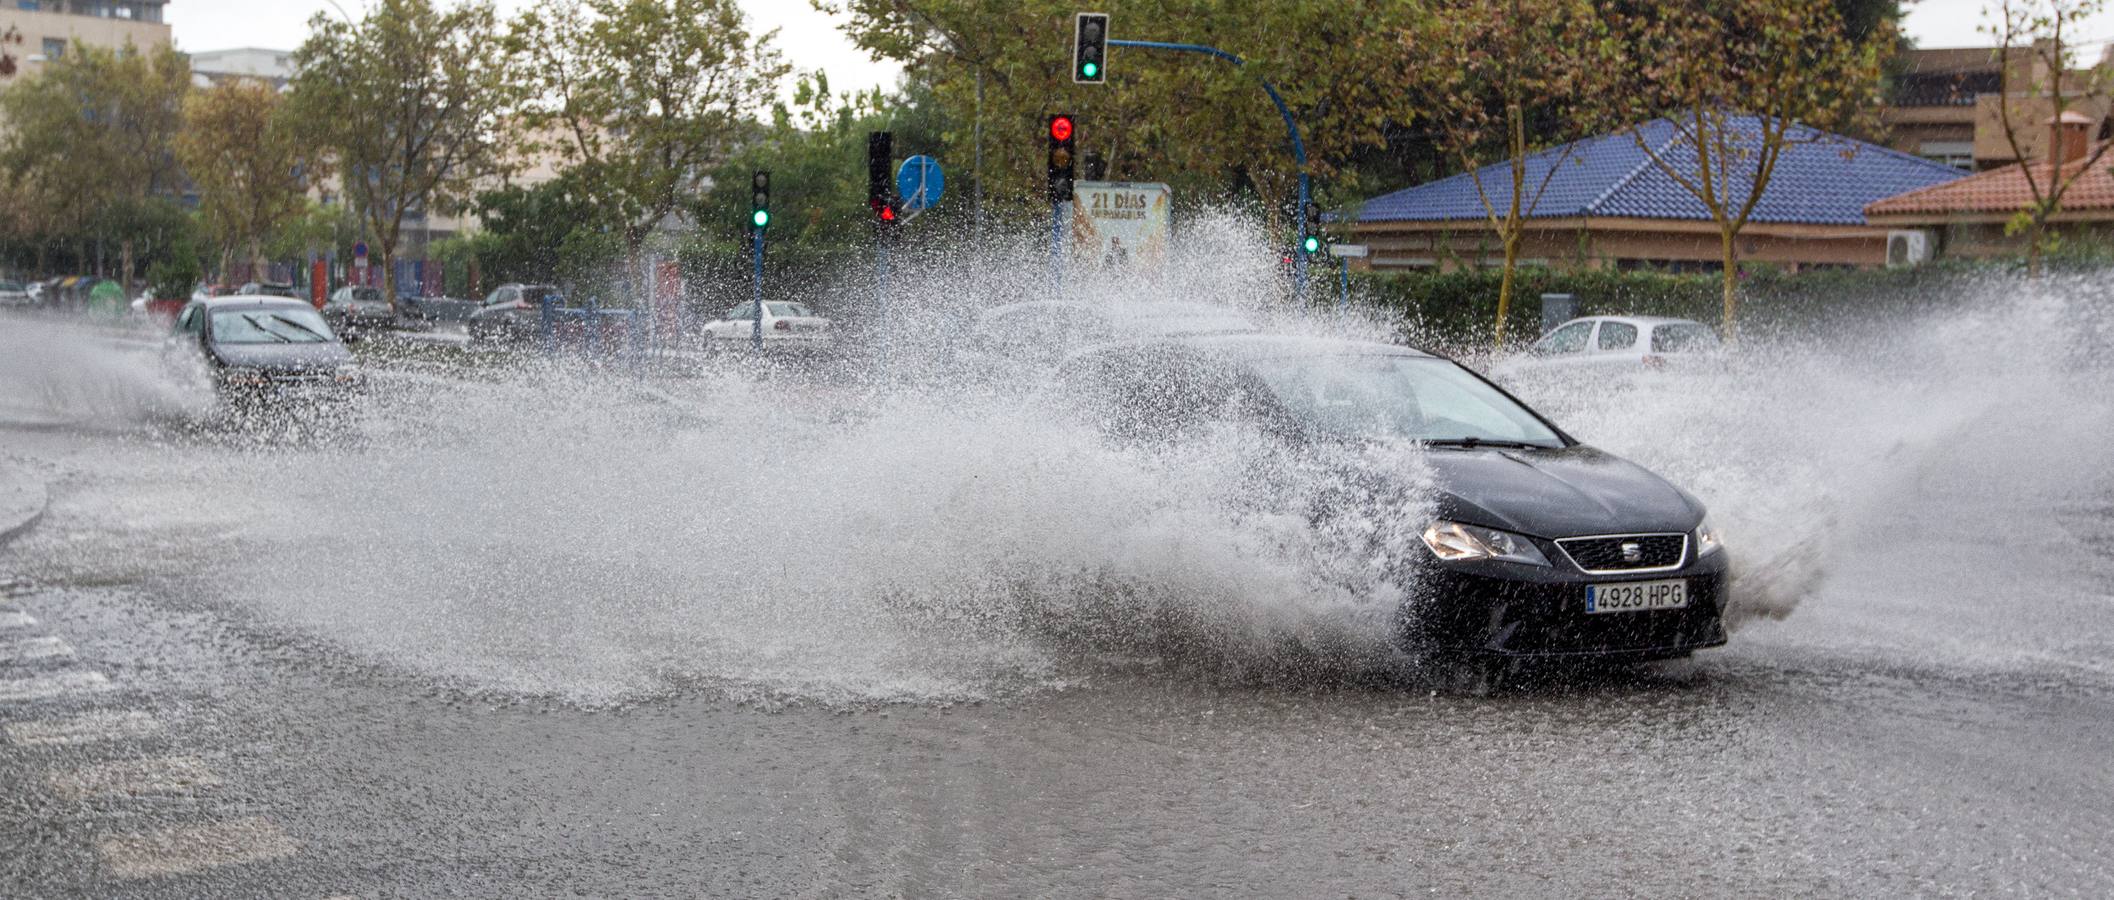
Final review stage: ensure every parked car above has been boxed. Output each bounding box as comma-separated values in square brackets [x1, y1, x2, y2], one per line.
[466, 283, 563, 343]
[701, 301, 832, 348]
[398, 294, 482, 324]
[1497, 316, 1723, 378]
[164, 296, 364, 410]
[0, 280, 30, 307]
[323, 286, 398, 337]
[1054, 333, 1729, 664]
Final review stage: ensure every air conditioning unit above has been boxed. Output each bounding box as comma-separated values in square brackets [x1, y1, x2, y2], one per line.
[1886, 230, 1933, 268]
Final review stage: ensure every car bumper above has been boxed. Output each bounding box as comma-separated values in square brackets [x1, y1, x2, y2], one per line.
[1403, 550, 1730, 661]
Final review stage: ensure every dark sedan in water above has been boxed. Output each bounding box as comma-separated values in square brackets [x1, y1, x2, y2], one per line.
[1056, 333, 1728, 663]
[165, 296, 365, 408]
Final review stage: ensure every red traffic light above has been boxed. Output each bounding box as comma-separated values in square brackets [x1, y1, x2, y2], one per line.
[881, 205, 896, 222]
[1049, 115, 1074, 142]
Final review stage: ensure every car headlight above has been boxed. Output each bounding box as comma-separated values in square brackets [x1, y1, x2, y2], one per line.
[1420, 521, 1551, 566]
[1695, 516, 1724, 557]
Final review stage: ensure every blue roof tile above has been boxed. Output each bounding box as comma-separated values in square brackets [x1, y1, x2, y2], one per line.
[1355, 116, 1965, 227]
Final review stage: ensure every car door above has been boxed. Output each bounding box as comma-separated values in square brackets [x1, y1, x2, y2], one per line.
[1524, 319, 1598, 372]
[1590, 319, 1641, 369]
[162, 304, 209, 377]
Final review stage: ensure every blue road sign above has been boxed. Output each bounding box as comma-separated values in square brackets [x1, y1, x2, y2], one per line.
[896, 155, 944, 213]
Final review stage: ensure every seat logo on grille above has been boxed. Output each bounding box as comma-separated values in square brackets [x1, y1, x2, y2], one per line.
[1620, 542, 1643, 563]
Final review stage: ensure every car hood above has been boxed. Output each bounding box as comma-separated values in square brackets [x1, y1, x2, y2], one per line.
[1424, 445, 1702, 539]
[212, 342, 352, 372]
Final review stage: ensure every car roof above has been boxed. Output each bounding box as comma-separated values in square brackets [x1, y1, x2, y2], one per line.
[1084, 332, 1438, 361]
[195, 295, 315, 310]
[974, 300, 1256, 331]
[1562, 315, 1706, 329]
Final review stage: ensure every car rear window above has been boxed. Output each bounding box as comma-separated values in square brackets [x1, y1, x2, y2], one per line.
[1651, 323, 1720, 352]
[768, 303, 810, 317]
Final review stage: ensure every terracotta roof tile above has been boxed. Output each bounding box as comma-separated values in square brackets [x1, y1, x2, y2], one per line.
[1866, 144, 2114, 216]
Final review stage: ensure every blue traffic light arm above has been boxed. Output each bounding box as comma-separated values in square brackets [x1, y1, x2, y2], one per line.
[1107, 39, 1313, 300]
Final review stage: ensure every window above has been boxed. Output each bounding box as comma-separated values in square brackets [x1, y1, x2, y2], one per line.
[42, 39, 65, 60]
[1597, 321, 1638, 351]
[211, 308, 335, 344]
[767, 302, 808, 317]
[1247, 356, 1563, 446]
[177, 305, 201, 335]
[1534, 320, 1593, 355]
[1651, 323, 1720, 353]
[725, 303, 756, 320]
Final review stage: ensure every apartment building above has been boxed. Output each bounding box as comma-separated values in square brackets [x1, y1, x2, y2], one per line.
[0, 1, 172, 83]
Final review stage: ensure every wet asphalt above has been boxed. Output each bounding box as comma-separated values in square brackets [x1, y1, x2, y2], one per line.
[3, 374, 2113, 897]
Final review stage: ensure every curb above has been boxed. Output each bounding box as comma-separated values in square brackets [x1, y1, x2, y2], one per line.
[0, 472, 48, 549]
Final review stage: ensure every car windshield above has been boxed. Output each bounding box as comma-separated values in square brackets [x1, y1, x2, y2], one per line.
[768, 302, 810, 317]
[212, 308, 337, 344]
[1247, 355, 1563, 447]
[350, 288, 383, 303]
[0, 282, 21, 292]
[1652, 323, 1720, 352]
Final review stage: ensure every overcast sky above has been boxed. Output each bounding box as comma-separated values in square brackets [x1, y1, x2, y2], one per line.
[170, 0, 906, 99]
[170, 0, 2114, 92]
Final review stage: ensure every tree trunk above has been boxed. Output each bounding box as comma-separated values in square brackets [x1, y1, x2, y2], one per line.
[1719, 228, 1739, 341]
[1494, 230, 1522, 346]
[2026, 216, 2047, 278]
[121, 240, 134, 295]
[378, 243, 397, 314]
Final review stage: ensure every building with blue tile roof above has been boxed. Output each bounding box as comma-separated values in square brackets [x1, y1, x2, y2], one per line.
[1348, 116, 1966, 272]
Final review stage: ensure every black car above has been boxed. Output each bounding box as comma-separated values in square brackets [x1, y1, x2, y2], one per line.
[166, 296, 365, 407]
[1055, 334, 1728, 663]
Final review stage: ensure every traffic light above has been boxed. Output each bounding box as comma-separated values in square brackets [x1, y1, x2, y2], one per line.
[867, 131, 896, 226]
[1073, 13, 1108, 84]
[1301, 200, 1324, 256]
[750, 171, 770, 229]
[1047, 114, 1076, 203]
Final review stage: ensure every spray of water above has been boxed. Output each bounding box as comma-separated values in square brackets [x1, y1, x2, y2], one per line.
[4, 218, 2109, 703]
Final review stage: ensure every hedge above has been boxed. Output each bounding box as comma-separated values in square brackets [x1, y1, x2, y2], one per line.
[1349, 260, 2010, 351]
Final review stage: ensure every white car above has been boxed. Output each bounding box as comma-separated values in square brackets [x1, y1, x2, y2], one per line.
[0, 281, 30, 307]
[702, 301, 831, 348]
[1499, 315, 1722, 376]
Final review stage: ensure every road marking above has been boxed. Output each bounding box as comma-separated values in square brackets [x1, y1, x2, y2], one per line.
[49, 756, 221, 801]
[0, 610, 33, 629]
[96, 817, 297, 880]
[6, 710, 161, 746]
[0, 670, 110, 702]
[0, 635, 74, 663]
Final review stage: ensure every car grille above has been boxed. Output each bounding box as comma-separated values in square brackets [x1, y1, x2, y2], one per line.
[1556, 534, 1688, 573]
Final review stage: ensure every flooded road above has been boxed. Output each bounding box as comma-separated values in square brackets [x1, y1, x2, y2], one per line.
[2, 275, 2111, 896]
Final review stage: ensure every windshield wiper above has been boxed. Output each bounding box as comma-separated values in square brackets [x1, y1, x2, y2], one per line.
[242, 314, 293, 342]
[259, 314, 329, 342]
[1422, 437, 1551, 450]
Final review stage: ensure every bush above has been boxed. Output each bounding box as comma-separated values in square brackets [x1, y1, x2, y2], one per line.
[146, 254, 203, 301]
[1350, 260, 2001, 351]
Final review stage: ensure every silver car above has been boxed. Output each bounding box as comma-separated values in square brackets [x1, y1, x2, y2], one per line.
[1502, 316, 1723, 376]
[324, 286, 397, 335]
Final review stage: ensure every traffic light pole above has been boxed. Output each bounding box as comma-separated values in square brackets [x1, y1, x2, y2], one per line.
[1051, 200, 1067, 289]
[1105, 39, 1312, 301]
[750, 227, 765, 353]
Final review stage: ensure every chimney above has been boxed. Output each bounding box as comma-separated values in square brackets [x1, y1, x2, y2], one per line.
[2050, 110, 2092, 165]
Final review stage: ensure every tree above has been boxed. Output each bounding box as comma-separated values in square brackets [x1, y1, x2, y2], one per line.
[1985, 0, 2114, 276]
[515, 0, 787, 300]
[287, 0, 523, 310]
[1608, 0, 1886, 335]
[177, 80, 325, 283]
[1406, 0, 1613, 345]
[823, 1, 1420, 226]
[0, 39, 190, 286]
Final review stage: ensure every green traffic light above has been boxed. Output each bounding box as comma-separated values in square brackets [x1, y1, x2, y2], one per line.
[752, 209, 770, 228]
[1081, 61, 1099, 79]
[1302, 236, 1321, 254]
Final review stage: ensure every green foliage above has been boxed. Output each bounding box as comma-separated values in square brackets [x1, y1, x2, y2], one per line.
[823, 0, 1421, 221]
[287, 0, 524, 301]
[516, 0, 788, 258]
[177, 80, 321, 272]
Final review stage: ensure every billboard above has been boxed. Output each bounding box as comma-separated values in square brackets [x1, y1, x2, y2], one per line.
[1071, 181, 1171, 268]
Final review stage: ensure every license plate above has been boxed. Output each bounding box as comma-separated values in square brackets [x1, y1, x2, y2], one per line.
[1586, 578, 1688, 614]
